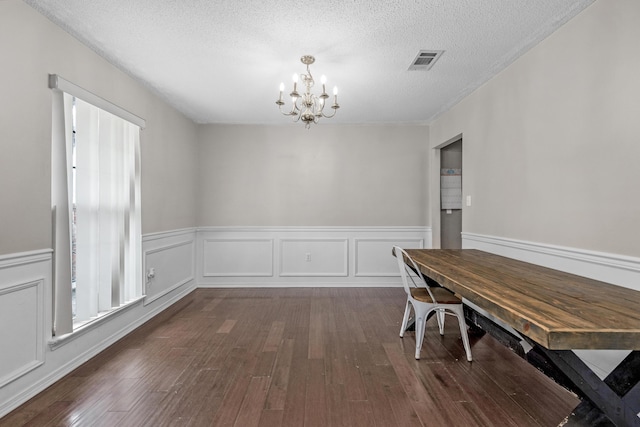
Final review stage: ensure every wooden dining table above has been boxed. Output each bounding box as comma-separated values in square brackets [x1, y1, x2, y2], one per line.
[403, 249, 640, 427]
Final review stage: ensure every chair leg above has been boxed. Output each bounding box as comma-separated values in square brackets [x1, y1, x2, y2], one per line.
[413, 306, 430, 360]
[414, 316, 425, 359]
[436, 309, 446, 335]
[399, 300, 412, 337]
[453, 305, 473, 362]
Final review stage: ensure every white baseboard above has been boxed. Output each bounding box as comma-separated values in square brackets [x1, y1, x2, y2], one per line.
[198, 281, 403, 289]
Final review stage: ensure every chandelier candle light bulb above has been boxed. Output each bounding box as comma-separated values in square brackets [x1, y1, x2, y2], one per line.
[276, 55, 340, 128]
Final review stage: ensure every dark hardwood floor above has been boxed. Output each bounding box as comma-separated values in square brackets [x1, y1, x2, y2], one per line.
[1, 288, 580, 426]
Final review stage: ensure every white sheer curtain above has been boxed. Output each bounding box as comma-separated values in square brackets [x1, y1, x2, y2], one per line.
[51, 90, 75, 336]
[73, 99, 142, 323]
[50, 75, 143, 335]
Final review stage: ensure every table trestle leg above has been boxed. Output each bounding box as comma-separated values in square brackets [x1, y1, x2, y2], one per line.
[532, 345, 640, 427]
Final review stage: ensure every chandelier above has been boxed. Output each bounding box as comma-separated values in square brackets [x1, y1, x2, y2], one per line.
[276, 55, 339, 128]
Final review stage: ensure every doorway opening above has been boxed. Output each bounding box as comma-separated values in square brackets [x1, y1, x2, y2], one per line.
[440, 139, 462, 249]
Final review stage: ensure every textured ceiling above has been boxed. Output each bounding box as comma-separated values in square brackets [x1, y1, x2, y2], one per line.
[25, 0, 595, 125]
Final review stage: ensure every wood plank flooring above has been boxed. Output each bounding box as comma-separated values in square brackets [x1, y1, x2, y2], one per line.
[1, 288, 580, 426]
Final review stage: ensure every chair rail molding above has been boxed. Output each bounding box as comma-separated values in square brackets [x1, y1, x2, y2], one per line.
[461, 232, 640, 291]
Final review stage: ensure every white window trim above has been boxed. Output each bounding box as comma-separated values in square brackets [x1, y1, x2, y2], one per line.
[48, 75, 146, 129]
[48, 296, 145, 351]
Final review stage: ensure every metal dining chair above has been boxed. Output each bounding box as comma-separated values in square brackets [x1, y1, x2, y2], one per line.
[393, 246, 472, 361]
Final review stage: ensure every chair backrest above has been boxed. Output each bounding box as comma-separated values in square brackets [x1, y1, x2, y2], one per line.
[393, 246, 437, 302]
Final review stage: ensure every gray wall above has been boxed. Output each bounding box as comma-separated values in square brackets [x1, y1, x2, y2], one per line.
[430, 0, 640, 257]
[197, 124, 429, 226]
[0, 1, 430, 256]
[0, 1, 200, 256]
[3, 0, 637, 259]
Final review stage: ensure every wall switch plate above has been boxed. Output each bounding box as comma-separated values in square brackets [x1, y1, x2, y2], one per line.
[466, 196, 472, 207]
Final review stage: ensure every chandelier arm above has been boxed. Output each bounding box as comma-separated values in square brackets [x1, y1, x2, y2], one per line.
[290, 97, 301, 116]
[292, 94, 302, 121]
[277, 102, 298, 117]
[319, 106, 339, 119]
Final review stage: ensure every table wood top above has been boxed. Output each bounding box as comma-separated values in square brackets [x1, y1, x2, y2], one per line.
[404, 249, 640, 350]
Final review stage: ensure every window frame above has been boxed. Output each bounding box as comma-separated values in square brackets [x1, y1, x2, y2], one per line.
[49, 74, 146, 340]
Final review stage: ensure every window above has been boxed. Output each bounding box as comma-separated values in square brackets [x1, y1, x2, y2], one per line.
[50, 75, 145, 336]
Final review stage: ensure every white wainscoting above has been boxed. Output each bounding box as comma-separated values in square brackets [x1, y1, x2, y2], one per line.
[197, 227, 431, 287]
[143, 228, 197, 305]
[0, 250, 50, 389]
[462, 232, 640, 379]
[0, 229, 197, 418]
[355, 238, 425, 276]
[203, 239, 274, 277]
[280, 239, 348, 277]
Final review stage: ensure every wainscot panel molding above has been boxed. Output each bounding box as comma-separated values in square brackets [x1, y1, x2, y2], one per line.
[0, 250, 50, 390]
[196, 226, 431, 287]
[0, 229, 198, 418]
[143, 228, 197, 305]
[280, 239, 348, 277]
[355, 238, 425, 277]
[462, 232, 640, 380]
[203, 239, 274, 277]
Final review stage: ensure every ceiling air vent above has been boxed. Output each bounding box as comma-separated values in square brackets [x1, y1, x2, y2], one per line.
[408, 50, 444, 71]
